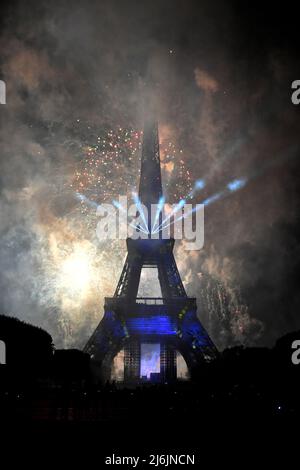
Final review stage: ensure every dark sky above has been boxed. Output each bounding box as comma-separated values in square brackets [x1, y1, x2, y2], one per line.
[0, 0, 299, 349]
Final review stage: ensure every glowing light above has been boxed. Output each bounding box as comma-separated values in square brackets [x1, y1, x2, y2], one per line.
[140, 343, 160, 379]
[177, 352, 189, 380]
[126, 316, 176, 335]
[111, 350, 125, 382]
[186, 179, 206, 200]
[60, 247, 92, 295]
[194, 179, 205, 190]
[227, 178, 246, 192]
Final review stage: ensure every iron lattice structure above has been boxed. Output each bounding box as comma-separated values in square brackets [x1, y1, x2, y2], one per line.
[84, 117, 217, 383]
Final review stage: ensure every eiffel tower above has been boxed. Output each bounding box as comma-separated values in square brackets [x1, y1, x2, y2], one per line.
[84, 116, 217, 383]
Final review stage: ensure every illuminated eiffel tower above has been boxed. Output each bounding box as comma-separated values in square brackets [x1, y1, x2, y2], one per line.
[84, 116, 217, 383]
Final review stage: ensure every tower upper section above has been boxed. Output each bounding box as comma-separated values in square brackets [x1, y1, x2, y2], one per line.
[138, 117, 163, 233]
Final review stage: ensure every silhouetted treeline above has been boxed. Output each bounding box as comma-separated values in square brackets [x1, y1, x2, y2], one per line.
[0, 314, 53, 372]
[0, 314, 90, 386]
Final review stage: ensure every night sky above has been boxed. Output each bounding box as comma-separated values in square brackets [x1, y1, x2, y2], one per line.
[0, 0, 299, 350]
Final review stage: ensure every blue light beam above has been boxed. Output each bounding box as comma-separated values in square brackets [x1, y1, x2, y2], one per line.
[227, 178, 246, 192]
[151, 196, 165, 233]
[153, 198, 186, 234]
[112, 200, 149, 234]
[132, 192, 150, 233]
[75, 192, 98, 209]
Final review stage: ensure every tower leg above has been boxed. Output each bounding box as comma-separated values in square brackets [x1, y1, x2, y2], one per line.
[160, 344, 177, 383]
[124, 340, 140, 383]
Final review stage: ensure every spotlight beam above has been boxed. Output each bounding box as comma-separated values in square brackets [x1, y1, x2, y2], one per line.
[132, 192, 150, 233]
[113, 200, 149, 234]
[151, 196, 165, 233]
[153, 198, 186, 233]
[154, 178, 248, 234]
[75, 192, 98, 209]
